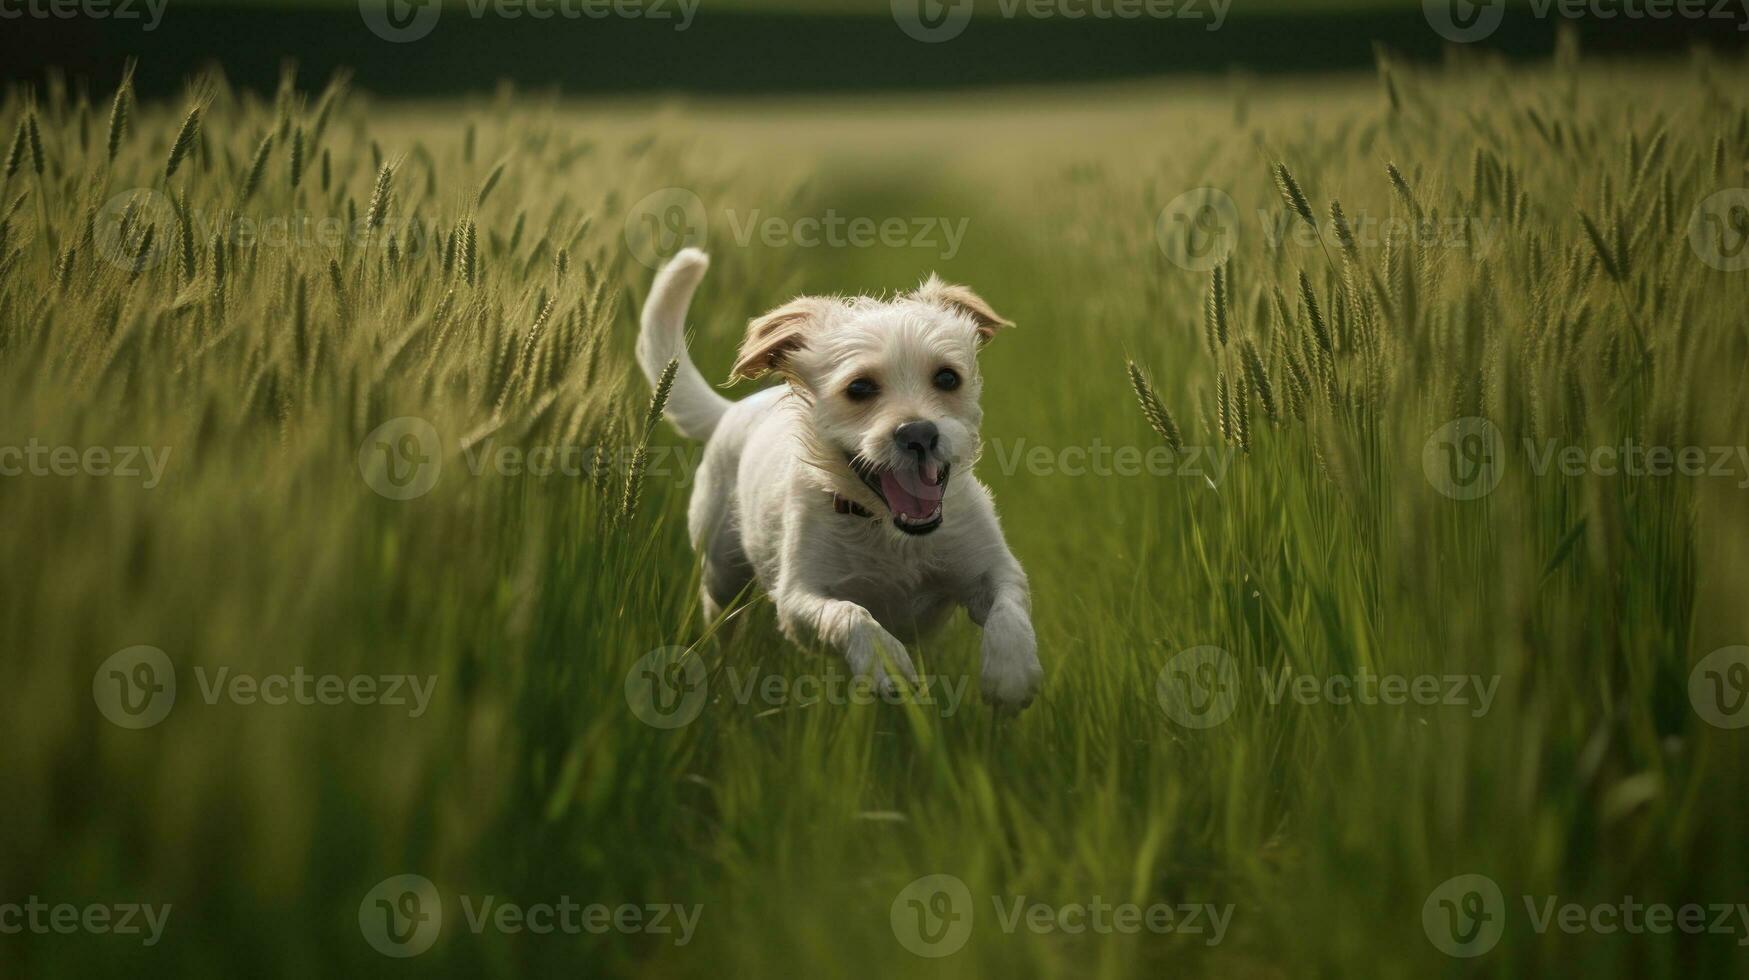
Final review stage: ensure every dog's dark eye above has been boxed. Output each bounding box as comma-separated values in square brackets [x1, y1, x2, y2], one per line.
[846, 377, 880, 401]
[933, 367, 961, 392]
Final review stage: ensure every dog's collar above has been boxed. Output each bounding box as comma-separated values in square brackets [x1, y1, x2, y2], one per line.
[832, 493, 874, 519]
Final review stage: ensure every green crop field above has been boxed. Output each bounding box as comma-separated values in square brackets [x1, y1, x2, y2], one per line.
[3, 49, 1749, 978]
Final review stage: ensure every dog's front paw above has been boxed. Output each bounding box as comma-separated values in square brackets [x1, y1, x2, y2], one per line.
[980, 608, 1042, 713]
[848, 624, 920, 699]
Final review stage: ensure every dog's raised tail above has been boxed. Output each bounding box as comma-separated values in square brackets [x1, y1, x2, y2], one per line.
[637, 248, 729, 442]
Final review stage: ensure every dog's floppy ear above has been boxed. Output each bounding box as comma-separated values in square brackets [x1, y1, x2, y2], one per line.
[914, 274, 1014, 342]
[731, 297, 829, 381]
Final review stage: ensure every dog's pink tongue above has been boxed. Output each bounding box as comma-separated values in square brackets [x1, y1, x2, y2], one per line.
[880, 470, 941, 519]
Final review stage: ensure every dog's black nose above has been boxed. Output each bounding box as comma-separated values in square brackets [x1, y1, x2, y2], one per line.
[893, 420, 939, 458]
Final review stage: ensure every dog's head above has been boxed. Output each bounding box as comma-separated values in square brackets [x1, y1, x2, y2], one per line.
[730, 275, 1013, 537]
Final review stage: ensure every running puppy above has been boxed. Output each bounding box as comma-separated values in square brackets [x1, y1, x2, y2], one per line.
[636, 249, 1042, 712]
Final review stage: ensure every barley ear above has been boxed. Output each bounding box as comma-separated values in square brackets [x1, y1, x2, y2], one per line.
[476, 158, 506, 209]
[1329, 200, 1359, 259]
[241, 131, 273, 201]
[24, 112, 44, 176]
[165, 104, 202, 181]
[1127, 360, 1183, 453]
[459, 219, 478, 286]
[644, 357, 679, 436]
[1206, 265, 1229, 349]
[1386, 163, 1422, 220]
[209, 233, 227, 313]
[289, 127, 305, 189]
[1299, 270, 1333, 354]
[128, 224, 155, 282]
[106, 60, 136, 164]
[1578, 210, 1622, 283]
[1242, 339, 1279, 425]
[56, 244, 77, 293]
[623, 358, 679, 521]
[1216, 370, 1233, 444]
[591, 405, 620, 499]
[328, 257, 349, 320]
[4, 116, 26, 179]
[1274, 163, 1315, 228]
[1234, 372, 1253, 453]
[365, 159, 396, 231]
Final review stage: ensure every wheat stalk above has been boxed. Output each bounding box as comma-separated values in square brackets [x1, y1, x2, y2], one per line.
[476, 159, 506, 208]
[365, 159, 396, 231]
[1276, 163, 1338, 273]
[1216, 369, 1232, 444]
[289, 127, 305, 189]
[1299, 270, 1332, 355]
[1242, 339, 1279, 425]
[1127, 360, 1183, 453]
[1234, 371, 1252, 453]
[1329, 200, 1359, 260]
[1386, 162, 1422, 220]
[327, 257, 349, 321]
[165, 103, 202, 180]
[209, 233, 227, 314]
[4, 116, 26, 179]
[1274, 163, 1314, 228]
[177, 210, 196, 284]
[622, 358, 679, 521]
[105, 60, 136, 164]
[459, 219, 478, 286]
[241, 131, 274, 201]
[1206, 266, 1229, 351]
[24, 112, 44, 176]
[55, 244, 76, 294]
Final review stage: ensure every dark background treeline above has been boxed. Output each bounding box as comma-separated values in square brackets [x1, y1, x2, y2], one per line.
[5, 1, 1748, 97]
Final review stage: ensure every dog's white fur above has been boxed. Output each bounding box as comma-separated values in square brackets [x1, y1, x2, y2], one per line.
[637, 248, 1043, 711]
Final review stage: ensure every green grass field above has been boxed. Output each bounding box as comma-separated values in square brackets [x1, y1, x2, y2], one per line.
[3, 50, 1749, 978]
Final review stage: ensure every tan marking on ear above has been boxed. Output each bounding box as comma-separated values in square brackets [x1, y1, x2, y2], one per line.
[730, 297, 828, 381]
[914, 274, 1014, 342]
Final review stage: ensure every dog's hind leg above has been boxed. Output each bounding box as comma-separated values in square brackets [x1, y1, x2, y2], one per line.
[700, 521, 753, 628]
[692, 468, 753, 629]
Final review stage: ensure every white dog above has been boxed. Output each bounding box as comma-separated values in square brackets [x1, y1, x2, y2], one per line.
[636, 248, 1043, 712]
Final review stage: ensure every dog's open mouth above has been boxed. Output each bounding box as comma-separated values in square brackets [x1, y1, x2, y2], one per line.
[848, 455, 949, 535]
